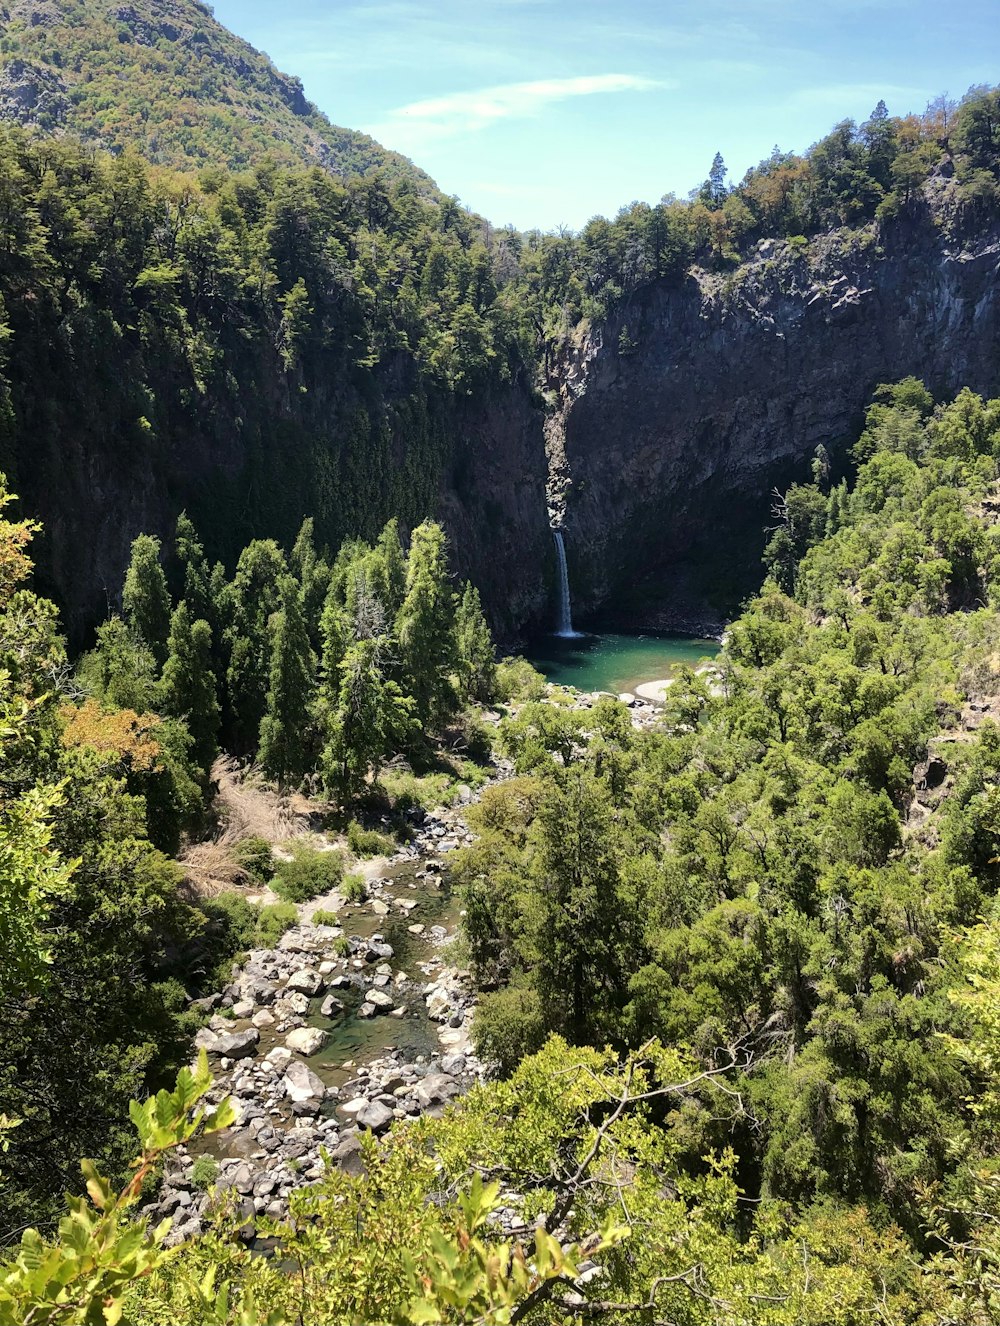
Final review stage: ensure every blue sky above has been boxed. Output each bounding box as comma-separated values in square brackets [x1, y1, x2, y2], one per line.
[212, 0, 998, 232]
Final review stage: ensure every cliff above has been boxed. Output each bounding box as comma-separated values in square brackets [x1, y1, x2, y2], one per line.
[550, 190, 1000, 631]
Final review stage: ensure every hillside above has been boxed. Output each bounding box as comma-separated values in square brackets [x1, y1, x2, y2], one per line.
[0, 0, 433, 184]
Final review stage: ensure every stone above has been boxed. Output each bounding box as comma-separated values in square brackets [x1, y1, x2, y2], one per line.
[320, 994, 345, 1018]
[206, 1028, 259, 1060]
[283, 1060, 327, 1105]
[285, 1027, 327, 1056]
[413, 1073, 461, 1111]
[356, 1100, 394, 1132]
[367, 989, 394, 1011]
[408, 923, 426, 936]
[252, 1009, 276, 1029]
[330, 1134, 365, 1176]
[286, 968, 324, 996]
[231, 999, 255, 1019]
[440, 1053, 467, 1076]
[357, 1002, 376, 1019]
[371, 899, 390, 916]
[283, 992, 310, 1016]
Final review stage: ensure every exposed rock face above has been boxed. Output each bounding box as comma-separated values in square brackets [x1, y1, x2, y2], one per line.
[552, 204, 1000, 628]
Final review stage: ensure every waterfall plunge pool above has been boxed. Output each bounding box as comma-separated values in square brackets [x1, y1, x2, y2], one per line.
[525, 631, 719, 699]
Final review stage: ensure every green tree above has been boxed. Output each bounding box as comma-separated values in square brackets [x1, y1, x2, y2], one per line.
[322, 637, 414, 802]
[258, 576, 317, 784]
[158, 601, 220, 778]
[396, 520, 457, 728]
[455, 581, 496, 703]
[121, 534, 171, 665]
[224, 539, 286, 754]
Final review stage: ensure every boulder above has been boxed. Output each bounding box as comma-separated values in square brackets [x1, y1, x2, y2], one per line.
[206, 1028, 259, 1060]
[285, 1026, 327, 1056]
[320, 994, 345, 1018]
[286, 968, 324, 996]
[367, 989, 394, 1012]
[356, 1100, 394, 1133]
[231, 999, 255, 1019]
[265, 1046, 293, 1072]
[283, 1060, 327, 1105]
[413, 1073, 461, 1111]
[252, 1009, 276, 1029]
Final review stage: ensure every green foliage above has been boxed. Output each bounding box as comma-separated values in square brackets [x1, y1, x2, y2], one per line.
[346, 819, 395, 857]
[231, 836, 275, 884]
[309, 907, 340, 927]
[190, 1154, 218, 1192]
[340, 872, 367, 904]
[258, 575, 317, 785]
[271, 843, 345, 903]
[122, 534, 172, 665]
[159, 602, 220, 778]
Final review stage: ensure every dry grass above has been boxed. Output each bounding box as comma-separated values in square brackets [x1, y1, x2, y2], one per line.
[179, 756, 316, 898]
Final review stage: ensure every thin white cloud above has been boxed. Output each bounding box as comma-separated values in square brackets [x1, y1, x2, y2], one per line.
[367, 73, 662, 147]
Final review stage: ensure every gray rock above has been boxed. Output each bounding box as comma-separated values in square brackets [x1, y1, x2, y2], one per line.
[320, 994, 345, 1018]
[285, 1026, 327, 1056]
[286, 968, 324, 996]
[283, 1060, 327, 1105]
[356, 1100, 394, 1133]
[413, 1073, 461, 1111]
[367, 989, 394, 1011]
[206, 1028, 259, 1060]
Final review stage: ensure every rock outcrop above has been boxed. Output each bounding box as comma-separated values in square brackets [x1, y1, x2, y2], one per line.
[550, 199, 1000, 629]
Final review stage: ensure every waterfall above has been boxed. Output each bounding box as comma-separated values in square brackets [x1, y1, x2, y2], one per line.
[552, 528, 578, 637]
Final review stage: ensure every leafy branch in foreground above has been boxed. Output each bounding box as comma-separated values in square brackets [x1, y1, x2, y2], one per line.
[0, 1050, 236, 1326]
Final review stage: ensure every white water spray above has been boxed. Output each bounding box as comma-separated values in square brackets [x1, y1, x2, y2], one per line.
[552, 528, 579, 637]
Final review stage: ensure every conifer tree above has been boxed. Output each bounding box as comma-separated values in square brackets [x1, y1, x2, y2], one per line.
[258, 576, 317, 784]
[291, 517, 330, 652]
[225, 540, 286, 754]
[396, 521, 457, 728]
[122, 534, 171, 665]
[322, 637, 414, 802]
[374, 517, 406, 618]
[455, 581, 496, 703]
[174, 513, 211, 623]
[159, 601, 220, 777]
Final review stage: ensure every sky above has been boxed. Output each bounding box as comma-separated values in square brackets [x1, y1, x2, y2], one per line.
[210, 0, 999, 232]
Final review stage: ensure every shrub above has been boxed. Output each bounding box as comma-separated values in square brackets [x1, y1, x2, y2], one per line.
[256, 900, 297, 945]
[471, 986, 547, 1076]
[347, 820, 395, 857]
[271, 843, 345, 904]
[341, 872, 367, 904]
[190, 1154, 218, 1191]
[232, 835, 275, 884]
[495, 657, 546, 703]
[311, 907, 339, 927]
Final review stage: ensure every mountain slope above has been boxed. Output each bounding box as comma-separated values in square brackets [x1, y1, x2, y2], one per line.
[0, 0, 432, 184]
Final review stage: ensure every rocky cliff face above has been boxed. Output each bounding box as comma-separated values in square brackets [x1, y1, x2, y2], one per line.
[550, 200, 1000, 631]
[12, 345, 550, 647]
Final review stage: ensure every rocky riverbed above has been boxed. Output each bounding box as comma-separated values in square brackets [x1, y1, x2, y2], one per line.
[149, 791, 496, 1245]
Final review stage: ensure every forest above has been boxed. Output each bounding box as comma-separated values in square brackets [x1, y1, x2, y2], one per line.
[6, 382, 1000, 1322]
[0, 13, 1000, 1317]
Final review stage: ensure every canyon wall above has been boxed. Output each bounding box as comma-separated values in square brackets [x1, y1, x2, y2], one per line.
[551, 201, 1000, 630]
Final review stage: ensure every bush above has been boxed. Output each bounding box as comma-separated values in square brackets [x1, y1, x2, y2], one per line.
[341, 872, 367, 904]
[495, 657, 546, 704]
[471, 986, 547, 1076]
[310, 907, 340, 927]
[347, 820, 395, 857]
[232, 835, 275, 884]
[256, 900, 297, 945]
[271, 843, 345, 903]
[190, 1155, 218, 1191]
[199, 892, 297, 961]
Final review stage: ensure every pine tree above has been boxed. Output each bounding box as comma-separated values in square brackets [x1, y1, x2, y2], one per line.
[396, 521, 457, 728]
[225, 540, 286, 754]
[159, 601, 220, 777]
[291, 517, 330, 652]
[455, 581, 496, 703]
[174, 513, 210, 623]
[374, 517, 406, 619]
[258, 576, 317, 784]
[122, 534, 171, 665]
[321, 637, 414, 802]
